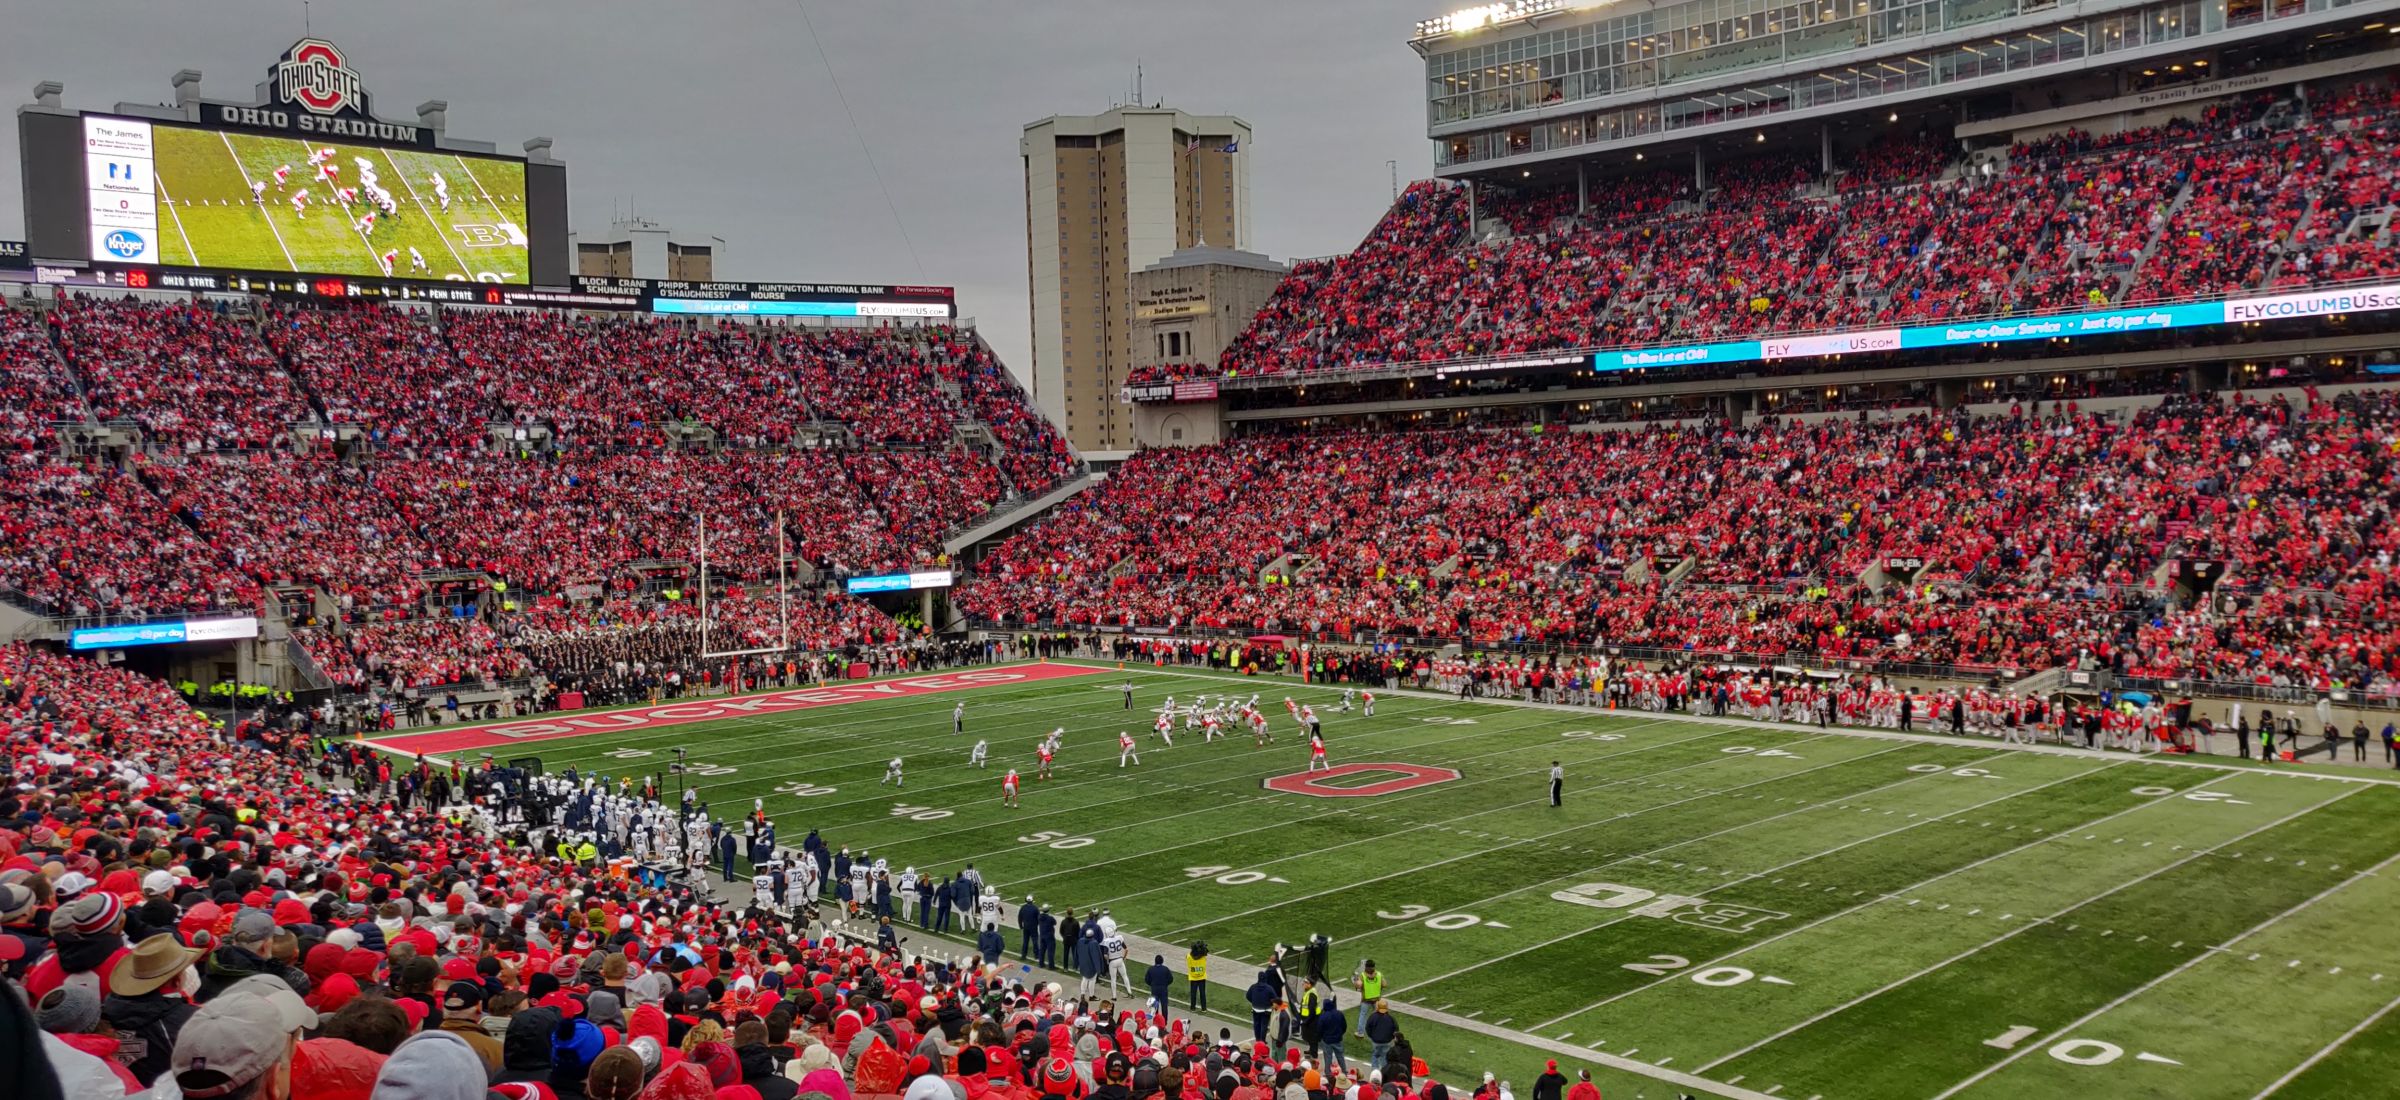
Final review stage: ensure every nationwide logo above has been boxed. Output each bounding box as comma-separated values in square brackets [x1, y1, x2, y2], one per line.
[274, 39, 365, 116]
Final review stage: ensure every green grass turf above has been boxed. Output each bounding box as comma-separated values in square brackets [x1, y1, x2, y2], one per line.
[148, 124, 530, 281]
[403, 662, 2400, 1099]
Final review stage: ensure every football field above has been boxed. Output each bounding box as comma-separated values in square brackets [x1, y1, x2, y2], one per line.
[147, 123, 530, 281]
[368, 661, 2400, 1100]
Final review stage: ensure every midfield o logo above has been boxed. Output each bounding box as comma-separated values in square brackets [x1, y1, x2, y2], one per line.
[274, 39, 365, 116]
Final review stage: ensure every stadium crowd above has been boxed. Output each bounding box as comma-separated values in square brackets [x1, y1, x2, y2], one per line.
[961, 388, 2400, 699]
[1202, 89, 2400, 381]
[0, 640, 1525, 1100]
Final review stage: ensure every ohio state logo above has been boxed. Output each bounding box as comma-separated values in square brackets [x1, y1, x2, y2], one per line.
[1264, 762, 1459, 798]
[274, 39, 364, 116]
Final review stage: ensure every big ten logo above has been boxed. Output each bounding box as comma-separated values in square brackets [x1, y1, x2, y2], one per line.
[453, 224, 511, 247]
[1551, 882, 1788, 933]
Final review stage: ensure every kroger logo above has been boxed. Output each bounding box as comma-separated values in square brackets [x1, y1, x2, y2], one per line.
[102, 231, 146, 259]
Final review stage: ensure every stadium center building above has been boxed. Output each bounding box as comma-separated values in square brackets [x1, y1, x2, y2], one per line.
[1118, 0, 2400, 444]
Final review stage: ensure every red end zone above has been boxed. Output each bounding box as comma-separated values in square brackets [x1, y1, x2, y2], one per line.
[363, 664, 1103, 758]
[1264, 762, 1460, 798]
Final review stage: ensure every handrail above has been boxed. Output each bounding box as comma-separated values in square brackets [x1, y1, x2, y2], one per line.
[964, 619, 2400, 705]
[1186, 276, 2400, 393]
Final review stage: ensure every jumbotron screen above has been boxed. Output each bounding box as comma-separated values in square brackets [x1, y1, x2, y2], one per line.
[82, 115, 534, 283]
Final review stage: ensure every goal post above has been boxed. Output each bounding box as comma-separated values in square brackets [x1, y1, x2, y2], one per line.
[697, 510, 794, 662]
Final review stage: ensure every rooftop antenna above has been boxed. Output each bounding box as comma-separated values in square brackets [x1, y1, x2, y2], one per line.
[1136, 59, 1144, 107]
[302, 0, 311, 35]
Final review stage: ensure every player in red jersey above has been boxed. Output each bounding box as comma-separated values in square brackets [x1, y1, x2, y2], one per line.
[1002, 768, 1020, 808]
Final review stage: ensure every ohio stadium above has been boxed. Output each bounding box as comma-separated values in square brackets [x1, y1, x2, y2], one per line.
[2, 4, 2399, 1099]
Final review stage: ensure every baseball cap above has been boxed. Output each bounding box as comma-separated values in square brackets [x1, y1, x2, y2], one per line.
[0, 883, 34, 923]
[229, 908, 276, 944]
[171, 987, 306, 1098]
[443, 980, 486, 1011]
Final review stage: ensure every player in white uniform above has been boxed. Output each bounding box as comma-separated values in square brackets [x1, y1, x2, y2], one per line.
[250, 180, 266, 203]
[968, 739, 988, 768]
[1302, 705, 1323, 740]
[1002, 768, 1020, 808]
[1341, 688, 1356, 713]
[880, 756, 904, 787]
[1118, 730, 1140, 768]
[1153, 711, 1175, 747]
[953, 701, 966, 734]
[408, 247, 428, 274]
[431, 172, 450, 212]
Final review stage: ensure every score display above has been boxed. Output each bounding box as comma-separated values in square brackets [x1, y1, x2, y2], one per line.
[3, 260, 955, 317]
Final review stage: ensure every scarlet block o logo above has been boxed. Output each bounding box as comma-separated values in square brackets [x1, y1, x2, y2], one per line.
[276, 39, 365, 116]
[1263, 762, 1459, 798]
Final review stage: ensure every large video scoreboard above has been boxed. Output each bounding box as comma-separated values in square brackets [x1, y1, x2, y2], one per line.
[19, 38, 571, 286]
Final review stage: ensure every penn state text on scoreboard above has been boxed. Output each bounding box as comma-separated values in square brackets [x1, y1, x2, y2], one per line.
[0, 256, 956, 318]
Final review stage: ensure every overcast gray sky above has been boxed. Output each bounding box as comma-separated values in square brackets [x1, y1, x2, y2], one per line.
[0, 0, 1432, 378]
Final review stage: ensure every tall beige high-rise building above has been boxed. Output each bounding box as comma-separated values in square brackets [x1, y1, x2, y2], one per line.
[1022, 106, 1252, 455]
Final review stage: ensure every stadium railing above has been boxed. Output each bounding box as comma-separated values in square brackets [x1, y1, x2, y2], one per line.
[1199, 271, 2400, 390]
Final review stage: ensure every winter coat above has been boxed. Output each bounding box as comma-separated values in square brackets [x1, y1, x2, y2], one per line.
[735, 1043, 801, 1100]
[291, 1036, 388, 1100]
[101, 989, 197, 1086]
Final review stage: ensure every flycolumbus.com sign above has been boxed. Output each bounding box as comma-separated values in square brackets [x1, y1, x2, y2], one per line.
[2225, 285, 2400, 322]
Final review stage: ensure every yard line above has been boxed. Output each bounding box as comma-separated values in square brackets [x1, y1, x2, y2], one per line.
[379, 149, 474, 277]
[450, 155, 520, 235]
[1557, 763, 2192, 1025]
[1391, 756, 2112, 1013]
[214, 131, 297, 270]
[2250, 991, 2400, 1098]
[1091, 660, 2400, 789]
[763, 692, 1671, 828]
[1697, 783, 2366, 1073]
[1154, 737, 1897, 938]
[1058, 728, 1806, 915]
[1931, 844, 2400, 1099]
[290, 139, 393, 273]
[152, 167, 199, 265]
[999, 724, 1718, 888]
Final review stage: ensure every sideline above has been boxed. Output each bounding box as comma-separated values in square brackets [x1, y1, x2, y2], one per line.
[361, 663, 1103, 761]
[1061, 659, 2400, 787]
